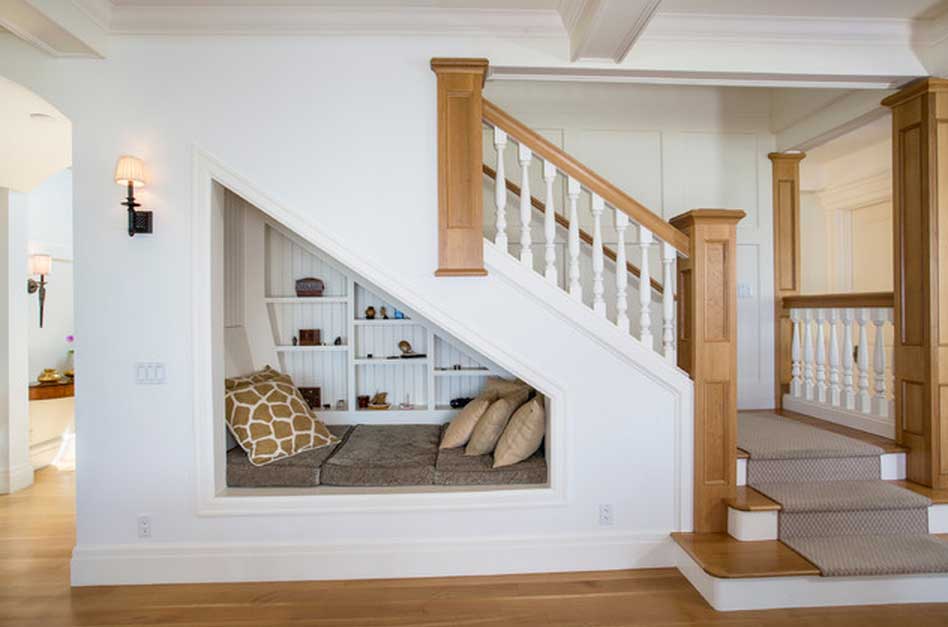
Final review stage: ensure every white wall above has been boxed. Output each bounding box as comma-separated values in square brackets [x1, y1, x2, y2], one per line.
[0, 33, 696, 585]
[27, 167, 74, 377]
[484, 81, 776, 409]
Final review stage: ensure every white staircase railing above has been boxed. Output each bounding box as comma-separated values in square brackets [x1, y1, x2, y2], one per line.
[482, 100, 688, 363]
[782, 293, 895, 437]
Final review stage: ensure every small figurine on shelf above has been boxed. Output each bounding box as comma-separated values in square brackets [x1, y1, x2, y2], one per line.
[335, 400, 346, 410]
[299, 329, 320, 346]
[450, 397, 473, 409]
[364, 306, 376, 320]
[368, 392, 390, 410]
[292, 336, 298, 346]
[393, 309, 405, 320]
[357, 395, 370, 409]
[399, 394, 413, 410]
[333, 336, 343, 346]
[380, 306, 389, 319]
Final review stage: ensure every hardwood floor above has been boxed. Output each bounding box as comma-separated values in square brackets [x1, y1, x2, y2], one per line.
[4, 469, 948, 626]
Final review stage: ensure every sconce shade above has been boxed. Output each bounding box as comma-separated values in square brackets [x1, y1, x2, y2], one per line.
[29, 254, 52, 276]
[114, 155, 146, 188]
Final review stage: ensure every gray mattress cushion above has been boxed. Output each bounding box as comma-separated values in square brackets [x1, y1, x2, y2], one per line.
[435, 444, 548, 486]
[226, 424, 352, 488]
[320, 424, 441, 487]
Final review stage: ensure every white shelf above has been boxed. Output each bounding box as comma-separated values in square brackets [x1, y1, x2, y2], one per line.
[275, 345, 349, 352]
[353, 319, 420, 326]
[265, 296, 348, 304]
[354, 358, 428, 366]
[433, 369, 490, 377]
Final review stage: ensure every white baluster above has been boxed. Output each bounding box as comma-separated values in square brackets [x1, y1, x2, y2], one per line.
[614, 210, 630, 333]
[857, 308, 872, 414]
[872, 309, 890, 418]
[518, 143, 533, 267]
[842, 308, 856, 410]
[567, 177, 582, 300]
[828, 308, 842, 407]
[591, 194, 606, 317]
[815, 310, 827, 403]
[661, 242, 676, 364]
[637, 225, 654, 349]
[492, 128, 508, 251]
[804, 310, 816, 401]
[542, 160, 557, 284]
[790, 309, 803, 398]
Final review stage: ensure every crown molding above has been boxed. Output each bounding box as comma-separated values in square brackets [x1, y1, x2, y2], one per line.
[104, 5, 564, 37]
[817, 170, 891, 212]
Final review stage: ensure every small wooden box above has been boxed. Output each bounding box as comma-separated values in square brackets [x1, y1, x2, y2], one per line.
[299, 329, 321, 346]
[298, 387, 321, 409]
[295, 277, 325, 297]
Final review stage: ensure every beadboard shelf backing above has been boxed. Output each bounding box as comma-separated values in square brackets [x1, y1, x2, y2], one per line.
[223, 192, 511, 423]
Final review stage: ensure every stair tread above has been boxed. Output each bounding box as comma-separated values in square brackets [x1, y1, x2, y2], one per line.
[752, 480, 931, 513]
[889, 480, 948, 505]
[784, 534, 948, 577]
[725, 486, 780, 511]
[672, 532, 820, 578]
[775, 410, 908, 454]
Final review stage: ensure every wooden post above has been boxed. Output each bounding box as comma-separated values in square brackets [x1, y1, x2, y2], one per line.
[431, 58, 489, 277]
[883, 78, 948, 488]
[670, 209, 745, 532]
[769, 152, 805, 411]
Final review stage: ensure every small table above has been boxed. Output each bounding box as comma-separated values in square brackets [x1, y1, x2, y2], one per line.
[29, 380, 74, 401]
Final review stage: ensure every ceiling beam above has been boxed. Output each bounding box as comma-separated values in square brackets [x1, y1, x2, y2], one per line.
[559, 0, 662, 63]
[0, 0, 106, 58]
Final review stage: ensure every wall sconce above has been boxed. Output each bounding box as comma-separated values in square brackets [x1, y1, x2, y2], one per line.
[114, 155, 152, 236]
[27, 254, 51, 328]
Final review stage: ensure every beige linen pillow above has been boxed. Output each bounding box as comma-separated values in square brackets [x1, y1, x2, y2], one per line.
[225, 380, 338, 466]
[440, 391, 500, 449]
[493, 397, 545, 468]
[483, 376, 529, 397]
[225, 365, 292, 391]
[465, 387, 531, 456]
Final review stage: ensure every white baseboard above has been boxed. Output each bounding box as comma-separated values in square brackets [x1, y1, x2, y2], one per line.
[675, 544, 948, 611]
[727, 508, 778, 541]
[783, 395, 895, 439]
[0, 462, 34, 494]
[71, 531, 674, 586]
[30, 437, 62, 470]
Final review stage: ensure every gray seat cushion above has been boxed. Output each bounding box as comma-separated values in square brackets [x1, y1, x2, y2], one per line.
[435, 444, 547, 486]
[226, 424, 351, 488]
[320, 424, 440, 487]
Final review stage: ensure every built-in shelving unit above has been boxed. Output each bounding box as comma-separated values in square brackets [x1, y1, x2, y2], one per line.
[245, 217, 508, 424]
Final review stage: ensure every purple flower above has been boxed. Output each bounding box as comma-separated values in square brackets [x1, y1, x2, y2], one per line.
[65, 335, 74, 343]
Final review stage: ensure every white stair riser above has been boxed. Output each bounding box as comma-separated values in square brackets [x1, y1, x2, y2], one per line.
[676, 545, 948, 611]
[727, 508, 778, 541]
[728, 502, 948, 541]
[736, 453, 906, 485]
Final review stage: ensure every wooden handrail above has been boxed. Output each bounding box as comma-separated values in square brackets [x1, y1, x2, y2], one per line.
[482, 99, 691, 255]
[483, 164, 665, 295]
[782, 292, 894, 310]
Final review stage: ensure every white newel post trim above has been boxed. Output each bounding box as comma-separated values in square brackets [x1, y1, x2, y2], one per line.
[542, 160, 557, 285]
[518, 143, 533, 267]
[493, 127, 508, 251]
[661, 242, 676, 364]
[591, 194, 605, 317]
[567, 177, 581, 301]
[614, 210, 630, 333]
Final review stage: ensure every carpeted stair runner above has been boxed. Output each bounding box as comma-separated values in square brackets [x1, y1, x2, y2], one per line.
[738, 411, 948, 577]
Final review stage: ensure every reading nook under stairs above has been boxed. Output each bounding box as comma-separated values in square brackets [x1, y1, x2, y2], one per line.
[219, 187, 549, 492]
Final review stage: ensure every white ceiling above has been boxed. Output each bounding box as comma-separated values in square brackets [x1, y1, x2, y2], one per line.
[106, 0, 948, 19]
[0, 76, 71, 192]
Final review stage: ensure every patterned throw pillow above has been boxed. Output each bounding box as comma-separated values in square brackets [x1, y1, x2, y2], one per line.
[225, 380, 338, 466]
[225, 365, 292, 391]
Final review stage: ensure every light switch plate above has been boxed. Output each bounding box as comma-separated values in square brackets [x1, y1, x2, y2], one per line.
[135, 362, 166, 385]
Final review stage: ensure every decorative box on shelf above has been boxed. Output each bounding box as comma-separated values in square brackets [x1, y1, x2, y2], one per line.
[294, 277, 325, 297]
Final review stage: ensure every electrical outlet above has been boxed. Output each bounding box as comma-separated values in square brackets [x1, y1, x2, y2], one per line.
[137, 515, 151, 538]
[598, 504, 614, 527]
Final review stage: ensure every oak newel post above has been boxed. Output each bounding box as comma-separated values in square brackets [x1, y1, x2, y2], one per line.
[670, 209, 745, 533]
[431, 58, 490, 277]
[883, 78, 948, 489]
